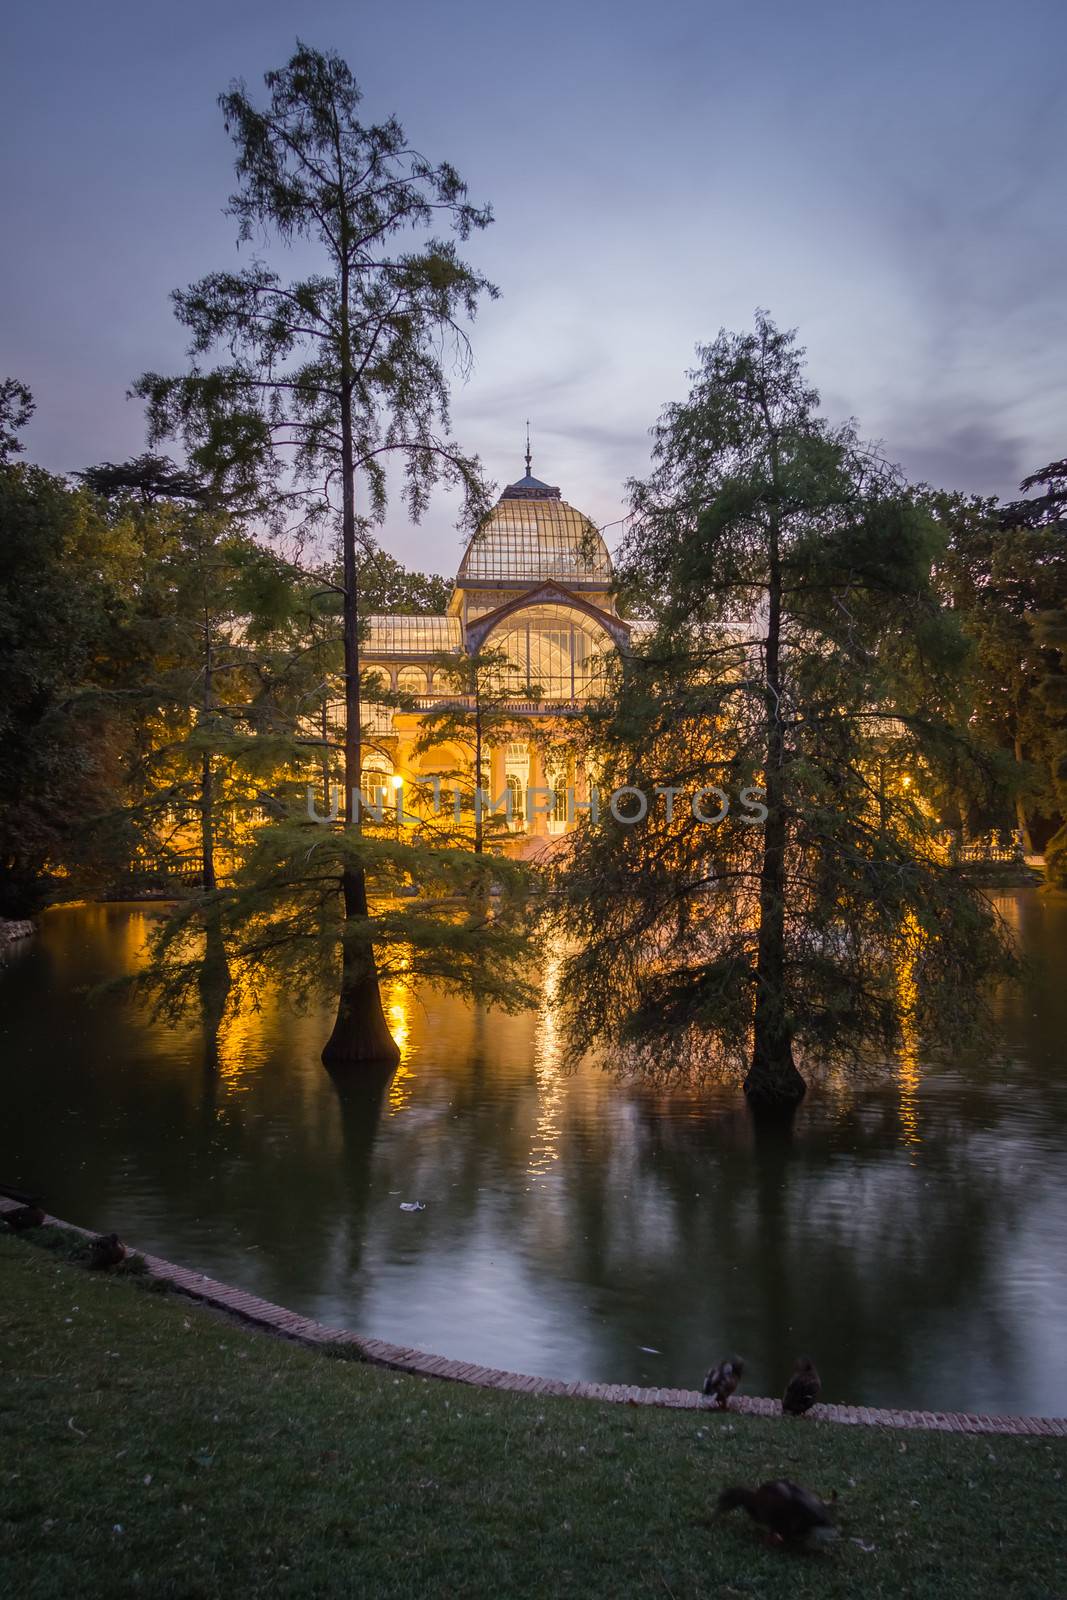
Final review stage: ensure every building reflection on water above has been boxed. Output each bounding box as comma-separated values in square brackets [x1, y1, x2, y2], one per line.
[2, 896, 1067, 1417]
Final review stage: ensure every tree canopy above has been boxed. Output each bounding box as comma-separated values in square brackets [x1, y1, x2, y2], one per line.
[130, 43, 536, 1066]
[550, 316, 1014, 1110]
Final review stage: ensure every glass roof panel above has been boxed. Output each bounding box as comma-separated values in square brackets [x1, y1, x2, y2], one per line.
[362, 615, 463, 655]
[458, 496, 613, 583]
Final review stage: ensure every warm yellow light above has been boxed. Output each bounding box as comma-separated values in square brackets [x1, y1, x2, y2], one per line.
[390, 774, 403, 789]
[901, 774, 911, 788]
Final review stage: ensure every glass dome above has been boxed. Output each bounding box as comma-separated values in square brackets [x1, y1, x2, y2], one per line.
[457, 485, 612, 584]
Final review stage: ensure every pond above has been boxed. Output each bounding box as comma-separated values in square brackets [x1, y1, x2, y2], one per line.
[2, 892, 1066, 1417]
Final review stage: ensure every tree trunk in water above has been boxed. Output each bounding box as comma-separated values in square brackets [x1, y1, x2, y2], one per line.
[743, 409, 805, 1112]
[322, 863, 400, 1066]
[321, 326, 398, 1069]
[200, 625, 217, 892]
[1013, 735, 1034, 855]
[745, 784, 805, 1110]
[198, 915, 231, 1066]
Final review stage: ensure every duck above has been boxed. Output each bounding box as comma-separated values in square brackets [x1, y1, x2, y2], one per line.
[4, 1202, 46, 1231]
[703, 1355, 744, 1409]
[782, 1356, 821, 1415]
[88, 1233, 127, 1270]
[718, 1479, 837, 1545]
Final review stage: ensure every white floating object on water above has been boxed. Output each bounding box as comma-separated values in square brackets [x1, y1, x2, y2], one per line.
[639, 1346, 661, 1355]
[399, 1201, 426, 1212]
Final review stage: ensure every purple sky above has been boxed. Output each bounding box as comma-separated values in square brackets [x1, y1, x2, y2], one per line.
[3, 0, 1064, 573]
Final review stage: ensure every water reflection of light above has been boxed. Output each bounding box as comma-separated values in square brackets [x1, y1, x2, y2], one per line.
[122, 909, 155, 967]
[386, 982, 415, 1113]
[210, 953, 270, 1098]
[212, 1004, 261, 1097]
[895, 919, 922, 1151]
[528, 955, 566, 1178]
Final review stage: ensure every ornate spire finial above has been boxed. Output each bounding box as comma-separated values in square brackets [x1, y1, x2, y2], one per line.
[525, 419, 532, 478]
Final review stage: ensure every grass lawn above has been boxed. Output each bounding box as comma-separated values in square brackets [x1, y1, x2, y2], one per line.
[0, 1234, 1064, 1599]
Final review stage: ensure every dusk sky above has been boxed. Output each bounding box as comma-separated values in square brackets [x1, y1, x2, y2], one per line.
[3, 0, 1064, 572]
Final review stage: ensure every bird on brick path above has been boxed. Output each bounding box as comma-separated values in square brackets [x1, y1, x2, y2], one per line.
[89, 1233, 127, 1270]
[1, 1182, 46, 1231]
[782, 1356, 821, 1416]
[718, 1479, 838, 1546]
[703, 1355, 744, 1409]
[3, 1201, 46, 1231]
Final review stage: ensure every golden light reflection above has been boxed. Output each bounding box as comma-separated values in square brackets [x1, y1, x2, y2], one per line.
[895, 915, 922, 1150]
[385, 979, 416, 1113]
[528, 954, 566, 1178]
[209, 950, 273, 1099]
[212, 1003, 261, 1096]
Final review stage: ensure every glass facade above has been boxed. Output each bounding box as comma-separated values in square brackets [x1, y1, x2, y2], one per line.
[486, 604, 614, 700]
[354, 472, 623, 840]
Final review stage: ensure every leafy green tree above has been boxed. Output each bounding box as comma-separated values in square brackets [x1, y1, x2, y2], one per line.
[356, 545, 451, 615]
[551, 315, 1013, 1112]
[81, 456, 316, 894]
[1031, 607, 1067, 884]
[0, 393, 134, 913]
[997, 457, 1067, 876]
[933, 482, 1067, 851]
[0, 378, 35, 464]
[134, 44, 534, 1066]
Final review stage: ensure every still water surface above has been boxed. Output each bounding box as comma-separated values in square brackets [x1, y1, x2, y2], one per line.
[2, 893, 1066, 1416]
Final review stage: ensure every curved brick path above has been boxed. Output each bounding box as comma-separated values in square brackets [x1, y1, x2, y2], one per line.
[4, 1197, 1065, 1438]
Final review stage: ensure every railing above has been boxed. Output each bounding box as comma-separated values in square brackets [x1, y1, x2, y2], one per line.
[410, 695, 589, 716]
[300, 695, 598, 743]
[933, 830, 1026, 864]
[112, 855, 208, 891]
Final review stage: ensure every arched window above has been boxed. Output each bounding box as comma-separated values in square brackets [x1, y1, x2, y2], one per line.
[360, 754, 391, 817]
[396, 666, 428, 697]
[547, 758, 571, 835]
[504, 741, 529, 831]
[486, 604, 614, 701]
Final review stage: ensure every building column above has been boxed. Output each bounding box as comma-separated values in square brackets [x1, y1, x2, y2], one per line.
[489, 742, 506, 805]
[529, 742, 550, 837]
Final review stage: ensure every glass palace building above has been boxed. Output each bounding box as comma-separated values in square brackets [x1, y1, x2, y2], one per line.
[359, 464, 633, 850]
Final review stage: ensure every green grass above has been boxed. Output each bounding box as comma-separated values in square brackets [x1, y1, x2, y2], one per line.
[0, 1235, 1064, 1599]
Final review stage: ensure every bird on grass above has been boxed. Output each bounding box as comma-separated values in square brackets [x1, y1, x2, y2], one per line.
[718, 1479, 838, 1547]
[89, 1233, 127, 1270]
[782, 1356, 821, 1415]
[703, 1355, 744, 1409]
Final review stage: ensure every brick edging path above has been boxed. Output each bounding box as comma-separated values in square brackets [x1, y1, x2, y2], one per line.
[4, 1197, 1066, 1439]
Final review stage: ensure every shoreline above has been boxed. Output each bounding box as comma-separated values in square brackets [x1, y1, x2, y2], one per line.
[4, 1195, 1064, 1439]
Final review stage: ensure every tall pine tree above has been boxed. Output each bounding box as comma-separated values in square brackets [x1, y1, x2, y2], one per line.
[135, 44, 536, 1065]
[551, 315, 1013, 1111]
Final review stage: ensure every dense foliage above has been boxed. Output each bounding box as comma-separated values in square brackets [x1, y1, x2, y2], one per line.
[1, 224, 1064, 1094]
[550, 316, 1018, 1107]
[129, 43, 539, 1067]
